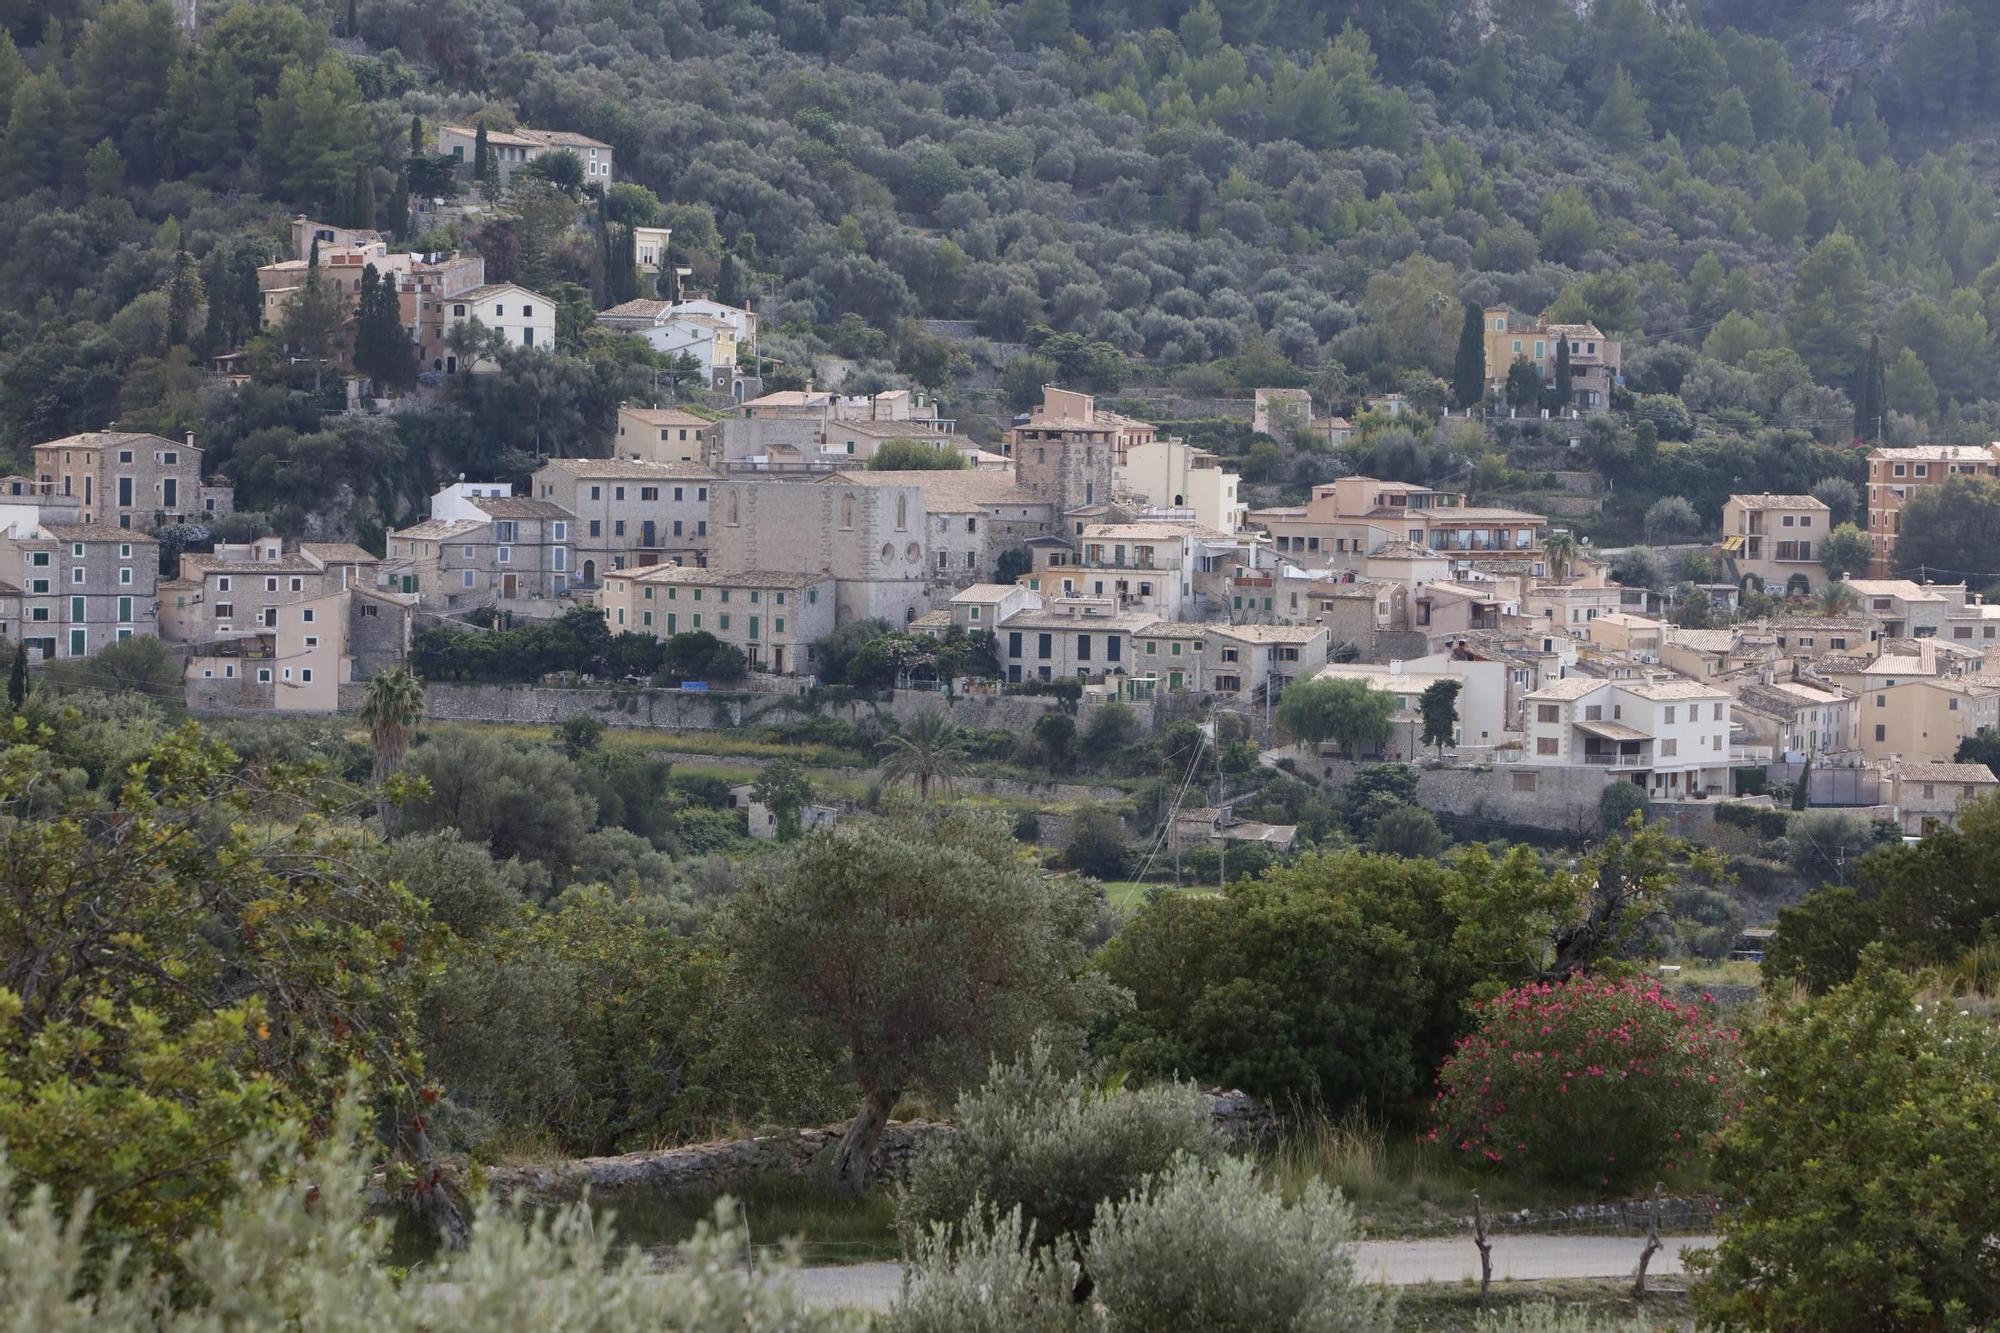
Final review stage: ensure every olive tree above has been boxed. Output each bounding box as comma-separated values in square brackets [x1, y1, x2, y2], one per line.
[730, 803, 1122, 1194]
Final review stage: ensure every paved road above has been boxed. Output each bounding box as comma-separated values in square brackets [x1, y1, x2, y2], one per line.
[781, 1234, 1720, 1312]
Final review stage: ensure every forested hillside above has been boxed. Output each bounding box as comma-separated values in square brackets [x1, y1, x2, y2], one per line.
[8, 0, 2000, 542]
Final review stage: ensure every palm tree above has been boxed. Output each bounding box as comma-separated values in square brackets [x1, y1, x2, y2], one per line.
[359, 666, 426, 827]
[1818, 580, 1859, 617]
[878, 706, 969, 799]
[1542, 531, 1578, 584]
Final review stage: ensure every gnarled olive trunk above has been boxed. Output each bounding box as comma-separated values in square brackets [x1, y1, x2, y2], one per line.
[832, 1087, 899, 1198]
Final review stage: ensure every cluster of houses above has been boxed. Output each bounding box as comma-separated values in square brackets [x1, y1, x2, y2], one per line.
[15, 189, 2000, 841]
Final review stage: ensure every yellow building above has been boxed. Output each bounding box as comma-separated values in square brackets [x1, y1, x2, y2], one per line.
[1481, 307, 1621, 412]
[1859, 676, 2000, 764]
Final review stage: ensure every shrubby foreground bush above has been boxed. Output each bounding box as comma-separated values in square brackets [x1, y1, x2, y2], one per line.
[0, 1098, 855, 1332]
[891, 1155, 1391, 1333]
[896, 1044, 1225, 1258]
[1432, 977, 1740, 1190]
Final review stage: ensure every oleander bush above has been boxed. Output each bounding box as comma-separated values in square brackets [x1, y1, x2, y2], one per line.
[1432, 977, 1741, 1190]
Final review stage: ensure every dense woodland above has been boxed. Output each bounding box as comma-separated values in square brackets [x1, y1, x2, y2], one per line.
[9, 0, 2000, 552]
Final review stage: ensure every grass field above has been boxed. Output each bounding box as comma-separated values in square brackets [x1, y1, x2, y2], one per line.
[1394, 1278, 1692, 1330]
[1097, 880, 1223, 911]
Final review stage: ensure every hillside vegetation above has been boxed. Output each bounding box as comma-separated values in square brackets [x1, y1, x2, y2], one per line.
[6, 1, 2000, 546]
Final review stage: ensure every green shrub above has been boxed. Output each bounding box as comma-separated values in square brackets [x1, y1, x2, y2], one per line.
[1087, 1155, 1395, 1333]
[896, 1045, 1226, 1259]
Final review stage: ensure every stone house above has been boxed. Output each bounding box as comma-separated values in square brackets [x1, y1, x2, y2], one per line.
[1858, 675, 2000, 765]
[441, 283, 556, 369]
[385, 485, 577, 614]
[616, 406, 719, 466]
[530, 457, 719, 583]
[1888, 760, 2000, 836]
[596, 565, 835, 675]
[0, 511, 159, 660]
[1720, 494, 1831, 597]
[1009, 387, 1153, 516]
[437, 124, 613, 185]
[31, 431, 219, 531]
[998, 597, 1155, 684]
[1480, 307, 1621, 412]
[160, 538, 380, 646]
[1864, 444, 2000, 577]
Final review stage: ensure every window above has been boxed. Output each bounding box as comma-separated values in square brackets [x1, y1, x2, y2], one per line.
[1008, 631, 1022, 658]
[72, 543, 84, 558]
[462, 570, 476, 588]
[214, 602, 233, 619]
[641, 487, 657, 501]
[1038, 633, 1052, 659]
[553, 548, 568, 572]
[304, 636, 319, 649]
[118, 567, 132, 585]
[1876, 723, 1887, 742]
[1536, 737, 1558, 755]
[257, 668, 272, 684]
[1537, 704, 1560, 723]
[1664, 706, 1676, 724]
[1660, 739, 1678, 757]
[117, 596, 131, 622]
[70, 597, 84, 622]
[553, 521, 567, 541]
[497, 547, 511, 564]
[67, 629, 85, 657]
[265, 577, 278, 592]
[71, 567, 83, 585]
[1077, 634, 1091, 662]
[590, 520, 602, 537]
[1585, 704, 1602, 720]
[1713, 702, 1724, 721]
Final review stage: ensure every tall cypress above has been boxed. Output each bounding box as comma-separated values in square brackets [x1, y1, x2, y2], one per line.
[1855, 333, 1884, 441]
[1553, 337, 1572, 410]
[8, 643, 26, 709]
[473, 121, 491, 184]
[1452, 301, 1486, 408]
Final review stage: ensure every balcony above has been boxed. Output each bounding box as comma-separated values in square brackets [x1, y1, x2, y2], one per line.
[1580, 751, 1650, 768]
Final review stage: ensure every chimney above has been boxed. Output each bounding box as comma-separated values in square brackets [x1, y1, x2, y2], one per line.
[185, 431, 195, 449]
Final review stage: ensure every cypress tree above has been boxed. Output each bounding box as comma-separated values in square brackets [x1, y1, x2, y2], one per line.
[472, 121, 491, 184]
[386, 170, 410, 237]
[8, 642, 26, 709]
[410, 113, 423, 157]
[1554, 337, 1572, 411]
[354, 166, 376, 229]
[1854, 333, 1884, 441]
[1452, 301, 1486, 408]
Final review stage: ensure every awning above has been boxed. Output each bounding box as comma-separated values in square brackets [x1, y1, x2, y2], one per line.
[1573, 719, 1649, 742]
[1720, 535, 1746, 554]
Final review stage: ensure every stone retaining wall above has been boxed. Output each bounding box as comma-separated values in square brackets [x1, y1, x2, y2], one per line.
[486, 1091, 1275, 1209]
[334, 681, 1068, 738]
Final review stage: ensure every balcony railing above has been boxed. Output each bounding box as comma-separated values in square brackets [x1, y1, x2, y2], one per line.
[1580, 752, 1650, 768]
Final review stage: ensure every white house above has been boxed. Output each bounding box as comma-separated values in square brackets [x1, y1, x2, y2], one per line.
[595, 300, 740, 391]
[1519, 675, 1748, 801]
[442, 283, 556, 370]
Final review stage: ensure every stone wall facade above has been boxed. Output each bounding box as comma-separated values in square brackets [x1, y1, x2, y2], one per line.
[1307, 753, 1617, 837]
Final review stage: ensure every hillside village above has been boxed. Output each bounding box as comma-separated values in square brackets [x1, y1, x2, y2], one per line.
[6, 232, 1999, 842]
[18, 0, 2000, 1327]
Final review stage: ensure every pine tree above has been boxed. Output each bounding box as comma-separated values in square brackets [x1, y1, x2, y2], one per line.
[1554, 337, 1572, 410]
[1452, 301, 1486, 409]
[8, 642, 27, 709]
[1592, 67, 1650, 154]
